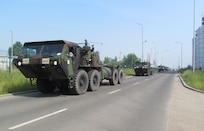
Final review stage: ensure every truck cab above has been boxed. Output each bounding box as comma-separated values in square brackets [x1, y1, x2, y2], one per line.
[133, 62, 152, 76]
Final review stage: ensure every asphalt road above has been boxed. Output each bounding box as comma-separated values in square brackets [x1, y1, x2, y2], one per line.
[0, 72, 181, 131]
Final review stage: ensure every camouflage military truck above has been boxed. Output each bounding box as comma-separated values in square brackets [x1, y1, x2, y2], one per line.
[158, 65, 165, 72]
[133, 62, 152, 76]
[13, 40, 124, 95]
[158, 65, 169, 72]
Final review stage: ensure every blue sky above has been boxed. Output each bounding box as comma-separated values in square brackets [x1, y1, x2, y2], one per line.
[1, 0, 204, 68]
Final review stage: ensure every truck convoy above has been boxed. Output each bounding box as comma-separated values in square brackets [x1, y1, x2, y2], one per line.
[13, 40, 124, 95]
[133, 62, 152, 76]
[158, 65, 169, 72]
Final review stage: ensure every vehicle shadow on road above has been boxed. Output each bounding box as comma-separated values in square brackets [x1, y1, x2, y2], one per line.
[11, 83, 113, 98]
[11, 89, 66, 98]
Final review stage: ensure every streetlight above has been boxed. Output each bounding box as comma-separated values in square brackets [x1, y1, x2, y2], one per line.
[175, 41, 183, 69]
[193, 0, 196, 72]
[9, 31, 13, 73]
[136, 23, 144, 62]
[161, 50, 168, 66]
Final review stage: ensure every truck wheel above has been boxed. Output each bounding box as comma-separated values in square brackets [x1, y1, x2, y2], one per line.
[118, 69, 124, 84]
[73, 70, 89, 95]
[37, 79, 56, 93]
[110, 69, 118, 85]
[88, 70, 100, 91]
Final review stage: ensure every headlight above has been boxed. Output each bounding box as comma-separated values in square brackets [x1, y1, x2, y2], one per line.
[18, 61, 22, 66]
[53, 61, 58, 66]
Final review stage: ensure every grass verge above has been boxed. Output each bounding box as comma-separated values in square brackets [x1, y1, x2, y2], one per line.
[0, 69, 36, 95]
[122, 68, 135, 76]
[180, 69, 204, 91]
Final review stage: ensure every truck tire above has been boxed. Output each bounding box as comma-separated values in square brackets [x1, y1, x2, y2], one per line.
[109, 69, 118, 85]
[118, 69, 124, 84]
[88, 69, 100, 91]
[72, 70, 89, 95]
[37, 79, 56, 93]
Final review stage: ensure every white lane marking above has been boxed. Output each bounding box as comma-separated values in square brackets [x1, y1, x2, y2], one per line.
[145, 79, 149, 81]
[133, 82, 140, 85]
[108, 89, 121, 94]
[8, 108, 68, 130]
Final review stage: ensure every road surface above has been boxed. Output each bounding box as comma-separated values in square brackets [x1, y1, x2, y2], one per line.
[0, 72, 204, 131]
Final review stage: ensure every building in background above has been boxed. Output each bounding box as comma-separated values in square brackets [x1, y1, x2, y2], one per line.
[0, 50, 8, 70]
[0, 56, 8, 70]
[193, 17, 204, 69]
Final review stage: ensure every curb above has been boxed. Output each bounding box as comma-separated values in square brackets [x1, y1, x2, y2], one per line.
[178, 74, 204, 93]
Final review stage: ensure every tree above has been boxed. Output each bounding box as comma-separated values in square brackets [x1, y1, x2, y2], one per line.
[104, 57, 111, 65]
[8, 41, 23, 56]
[95, 51, 102, 64]
[103, 53, 140, 68]
[103, 56, 119, 65]
[122, 53, 140, 68]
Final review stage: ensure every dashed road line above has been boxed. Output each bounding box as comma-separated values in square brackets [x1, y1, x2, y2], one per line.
[133, 82, 140, 85]
[8, 108, 68, 130]
[108, 89, 121, 94]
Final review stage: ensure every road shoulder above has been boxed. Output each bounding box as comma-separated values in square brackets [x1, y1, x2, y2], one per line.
[167, 74, 204, 131]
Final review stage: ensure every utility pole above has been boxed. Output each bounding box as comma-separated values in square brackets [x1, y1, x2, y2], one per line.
[136, 23, 144, 62]
[175, 41, 183, 69]
[193, 0, 196, 72]
[9, 31, 13, 73]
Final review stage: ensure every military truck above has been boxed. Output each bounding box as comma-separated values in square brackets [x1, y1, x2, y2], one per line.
[13, 40, 124, 95]
[133, 62, 152, 76]
[158, 65, 169, 72]
[158, 65, 165, 72]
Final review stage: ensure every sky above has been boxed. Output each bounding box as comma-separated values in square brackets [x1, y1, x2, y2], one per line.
[1, 0, 204, 68]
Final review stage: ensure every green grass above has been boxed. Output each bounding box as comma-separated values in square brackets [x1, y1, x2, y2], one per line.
[180, 69, 204, 91]
[122, 68, 135, 76]
[0, 69, 36, 94]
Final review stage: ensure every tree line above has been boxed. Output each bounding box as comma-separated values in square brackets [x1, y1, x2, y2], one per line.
[103, 53, 140, 68]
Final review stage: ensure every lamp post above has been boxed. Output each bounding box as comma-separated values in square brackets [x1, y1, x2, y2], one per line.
[193, 0, 196, 72]
[136, 23, 144, 62]
[175, 41, 183, 69]
[161, 50, 168, 66]
[9, 31, 13, 73]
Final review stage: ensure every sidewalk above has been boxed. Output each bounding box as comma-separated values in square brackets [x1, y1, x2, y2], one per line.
[167, 75, 204, 131]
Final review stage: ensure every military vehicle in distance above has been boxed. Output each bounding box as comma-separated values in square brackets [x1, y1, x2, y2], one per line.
[158, 65, 165, 72]
[158, 65, 169, 72]
[133, 62, 152, 76]
[14, 40, 124, 95]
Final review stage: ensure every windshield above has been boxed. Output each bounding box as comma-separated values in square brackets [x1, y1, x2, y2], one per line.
[135, 62, 148, 66]
[23, 43, 64, 57]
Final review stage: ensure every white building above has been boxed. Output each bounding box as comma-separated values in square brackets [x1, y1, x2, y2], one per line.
[0, 56, 8, 70]
[194, 17, 204, 68]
